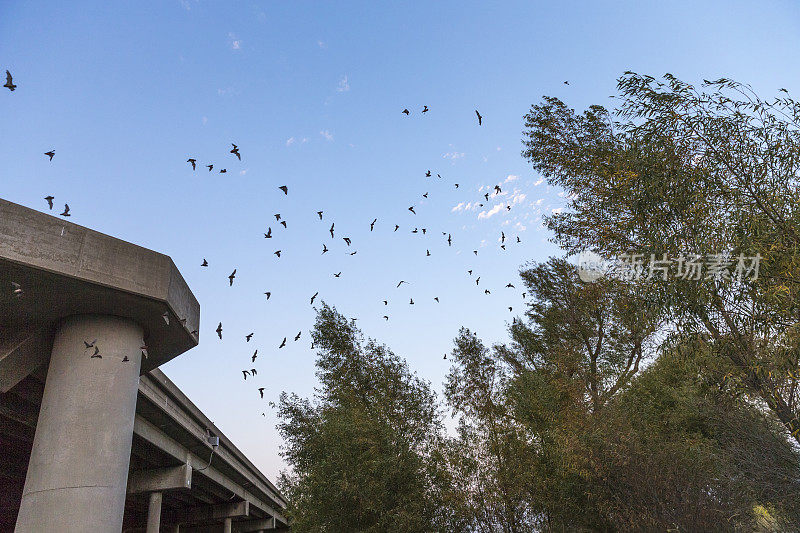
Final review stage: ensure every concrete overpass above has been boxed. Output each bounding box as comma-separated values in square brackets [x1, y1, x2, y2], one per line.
[0, 198, 289, 532]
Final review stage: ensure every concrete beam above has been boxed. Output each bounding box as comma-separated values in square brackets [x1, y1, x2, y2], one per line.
[139, 374, 286, 509]
[0, 327, 52, 393]
[235, 517, 277, 532]
[128, 464, 192, 494]
[133, 415, 287, 525]
[0, 198, 199, 373]
[173, 500, 249, 524]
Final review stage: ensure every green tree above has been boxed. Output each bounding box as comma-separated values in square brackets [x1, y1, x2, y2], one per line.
[522, 72, 800, 442]
[277, 303, 456, 532]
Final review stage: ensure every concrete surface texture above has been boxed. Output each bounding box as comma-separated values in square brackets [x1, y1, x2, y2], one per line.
[14, 315, 144, 532]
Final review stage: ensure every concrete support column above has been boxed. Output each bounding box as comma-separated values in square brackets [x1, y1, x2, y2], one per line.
[147, 491, 163, 533]
[223, 517, 232, 533]
[15, 315, 144, 533]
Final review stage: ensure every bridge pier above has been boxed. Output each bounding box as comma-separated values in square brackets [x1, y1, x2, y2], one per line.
[14, 314, 143, 532]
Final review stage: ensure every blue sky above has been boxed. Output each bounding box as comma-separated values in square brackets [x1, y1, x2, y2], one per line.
[2, 1, 799, 481]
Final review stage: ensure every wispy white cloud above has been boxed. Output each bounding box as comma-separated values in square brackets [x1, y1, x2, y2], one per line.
[337, 75, 350, 92]
[228, 33, 242, 50]
[503, 174, 518, 184]
[320, 130, 333, 141]
[443, 151, 465, 161]
[239, 169, 248, 176]
[478, 204, 504, 219]
[286, 137, 296, 146]
[534, 178, 544, 186]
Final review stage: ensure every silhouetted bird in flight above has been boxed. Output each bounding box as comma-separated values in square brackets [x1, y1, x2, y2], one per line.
[216, 322, 223, 339]
[501, 232, 505, 243]
[44, 150, 55, 161]
[275, 213, 281, 221]
[280, 221, 287, 228]
[397, 280, 408, 288]
[394, 225, 399, 232]
[370, 218, 376, 231]
[251, 368, 257, 376]
[473, 250, 478, 255]
[564, 80, 569, 85]
[264, 291, 271, 300]
[187, 158, 196, 170]
[201, 259, 208, 267]
[447, 234, 452, 246]
[60, 204, 70, 217]
[422, 105, 428, 113]
[383, 300, 388, 305]
[517, 236, 521, 243]
[317, 211, 323, 220]
[508, 307, 513, 312]
[322, 244, 328, 254]
[350, 250, 357, 255]
[279, 185, 288, 195]
[246, 332, 253, 342]
[334, 272, 341, 278]
[383, 315, 389, 320]
[408, 206, 416, 214]
[485, 193, 489, 201]
[230, 143, 241, 160]
[402, 108, 410, 115]
[409, 298, 414, 305]
[242, 370, 250, 380]
[219, 169, 227, 174]
[426, 249, 431, 257]
[476, 277, 480, 285]
[294, 331, 301, 341]
[274, 250, 281, 258]
[455, 184, 459, 188]
[252, 350, 258, 362]
[229, 269, 236, 286]
[343, 237, 351, 246]
[425, 170, 431, 177]
[434, 297, 439, 302]
[501, 245, 506, 250]
[507, 205, 511, 211]
[84, 339, 97, 349]
[475, 110, 482, 125]
[44, 196, 54, 209]
[91, 347, 101, 359]
[265, 227, 272, 238]
[4, 70, 16, 91]
[423, 192, 428, 198]
[206, 164, 213, 171]
[329, 223, 335, 238]
[279, 337, 286, 349]
[468, 270, 472, 275]
[310, 292, 318, 305]
[485, 289, 491, 295]
[258, 387, 265, 398]
[122, 356, 129, 362]
[495, 185, 502, 194]
[506, 283, 515, 288]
